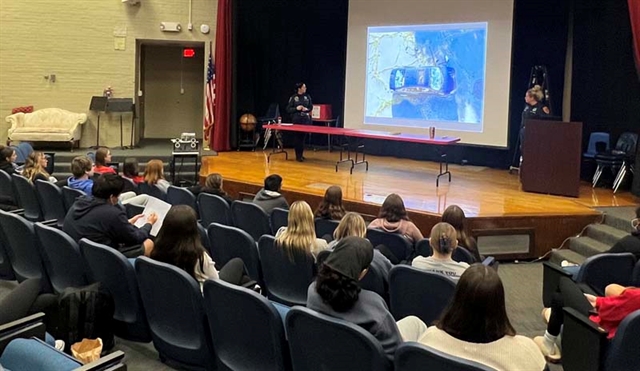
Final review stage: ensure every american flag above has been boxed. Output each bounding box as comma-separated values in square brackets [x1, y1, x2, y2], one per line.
[203, 51, 215, 142]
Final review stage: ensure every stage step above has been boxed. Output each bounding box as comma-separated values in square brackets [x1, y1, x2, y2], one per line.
[549, 248, 588, 266]
[600, 207, 636, 232]
[568, 236, 611, 258]
[583, 224, 630, 247]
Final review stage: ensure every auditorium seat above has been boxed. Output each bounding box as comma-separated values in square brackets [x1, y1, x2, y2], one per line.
[286, 306, 391, 371]
[366, 228, 414, 262]
[34, 180, 66, 228]
[258, 235, 314, 306]
[574, 252, 636, 296]
[231, 200, 272, 241]
[138, 183, 167, 201]
[414, 238, 433, 258]
[314, 218, 340, 239]
[80, 239, 151, 343]
[203, 279, 290, 371]
[207, 223, 262, 284]
[167, 185, 197, 213]
[271, 207, 289, 233]
[0, 210, 47, 284]
[395, 342, 494, 371]
[389, 265, 456, 324]
[198, 193, 232, 227]
[11, 174, 44, 222]
[61, 186, 85, 212]
[135, 257, 215, 369]
[0, 170, 18, 208]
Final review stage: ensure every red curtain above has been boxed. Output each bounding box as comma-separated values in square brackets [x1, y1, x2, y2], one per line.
[631, 0, 640, 75]
[212, 0, 232, 151]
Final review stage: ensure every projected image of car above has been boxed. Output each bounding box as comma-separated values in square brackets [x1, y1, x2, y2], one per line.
[389, 66, 457, 96]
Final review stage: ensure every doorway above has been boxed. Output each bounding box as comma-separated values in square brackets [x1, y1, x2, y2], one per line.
[136, 41, 205, 140]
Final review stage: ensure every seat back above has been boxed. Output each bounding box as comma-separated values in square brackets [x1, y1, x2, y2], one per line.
[271, 207, 289, 233]
[122, 176, 138, 194]
[231, 200, 272, 241]
[286, 306, 391, 371]
[258, 103, 280, 123]
[208, 223, 261, 283]
[367, 228, 414, 262]
[61, 186, 86, 212]
[605, 309, 640, 371]
[167, 186, 197, 211]
[576, 253, 636, 295]
[135, 257, 214, 368]
[0, 170, 15, 204]
[414, 238, 432, 257]
[452, 246, 474, 264]
[360, 256, 388, 302]
[585, 132, 610, 156]
[632, 259, 640, 287]
[614, 132, 638, 156]
[0, 210, 45, 282]
[34, 180, 65, 228]
[138, 182, 167, 201]
[80, 239, 151, 342]
[198, 193, 232, 227]
[11, 174, 42, 221]
[395, 342, 494, 371]
[258, 235, 315, 306]
[389, 265, 456, 324]
[0, 227, 15, 280]
[34, 223, 87, 293]
[314, 218, 340, 239]
[203, 279, 289, 371]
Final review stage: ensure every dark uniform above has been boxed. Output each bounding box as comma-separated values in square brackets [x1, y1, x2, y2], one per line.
[286, 93, 313, 161]
[519, 102, 549, 152]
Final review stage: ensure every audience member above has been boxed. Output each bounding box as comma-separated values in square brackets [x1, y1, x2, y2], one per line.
[307, 236, 427, 361]
[315, 185, 346, 220]
[150, 205, 257, 290]
[122, 158, 144, 184]
[63, 174, 157, 258]
[369, 193, 423, 243]
[94, 147, 116, 174]
[412, 222, 469, 282]
[418, 264, 546, 371]
[0, 147, 18, 175]
[67, 156, 94, 194]
[442, 205, 481, 262]
[22, 152, 56, 183]
[252, 174, 288, 215]
[534, 278, 640, 362]
[329, 212, 392, 280]
[275, 201, 329, 259]
[143, 159, 171, 193]
[607, 206, 640, 258]
[189, 173, 234, 205]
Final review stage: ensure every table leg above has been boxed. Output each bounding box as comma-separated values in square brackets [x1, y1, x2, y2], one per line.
[267, 129, 288, 162]
[435, 147, 452, 187]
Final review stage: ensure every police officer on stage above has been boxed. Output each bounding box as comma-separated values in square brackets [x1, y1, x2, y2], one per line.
[518, 85, 550, 164]
[286, 82, 313, 162]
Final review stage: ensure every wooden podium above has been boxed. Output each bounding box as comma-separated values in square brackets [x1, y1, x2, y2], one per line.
[521, 119, 583, 197]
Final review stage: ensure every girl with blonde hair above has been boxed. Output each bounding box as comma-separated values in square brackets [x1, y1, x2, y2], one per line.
[143, 159, 171, 192]
[412, 222, 469, 282]
[275, 200, 328, 260]
[22, 152, 56, 183]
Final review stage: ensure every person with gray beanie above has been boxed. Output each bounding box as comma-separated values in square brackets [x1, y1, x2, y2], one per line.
[306, 236, 426, 361]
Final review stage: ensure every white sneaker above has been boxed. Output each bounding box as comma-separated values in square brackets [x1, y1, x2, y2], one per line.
[54, 340, 65, 351]
[561, 260, 578, 267]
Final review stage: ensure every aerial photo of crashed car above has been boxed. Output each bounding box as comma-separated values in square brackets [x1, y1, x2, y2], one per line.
[389, 65, 457, 96]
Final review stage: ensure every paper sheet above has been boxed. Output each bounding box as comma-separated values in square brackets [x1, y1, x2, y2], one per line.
[134, 197, 172, 236]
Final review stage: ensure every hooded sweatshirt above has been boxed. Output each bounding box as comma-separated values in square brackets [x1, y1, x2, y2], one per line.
[368, 218, 423, 244]
[67, 176, 94, 195]
[252, 188, 288, 215]
[62, 195, 151, 253]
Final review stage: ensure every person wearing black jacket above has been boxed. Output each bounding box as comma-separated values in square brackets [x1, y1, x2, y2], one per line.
[286, 82, 313, 162]
[519, 85, 550, 156]
[63, 174, 158, 258]
[0, 146, 18, 175]
[188, 173, 234, 206]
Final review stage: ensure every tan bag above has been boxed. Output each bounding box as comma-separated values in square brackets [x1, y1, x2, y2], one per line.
[71, 338, 103, 364]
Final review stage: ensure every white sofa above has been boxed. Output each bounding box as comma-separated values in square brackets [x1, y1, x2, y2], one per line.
[6, 108, 87, 150]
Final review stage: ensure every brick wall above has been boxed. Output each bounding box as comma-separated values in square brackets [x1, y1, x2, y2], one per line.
[0, 0, 216, 147]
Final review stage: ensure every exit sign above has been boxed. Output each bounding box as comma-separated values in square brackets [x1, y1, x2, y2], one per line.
[183, 48, 195, 58]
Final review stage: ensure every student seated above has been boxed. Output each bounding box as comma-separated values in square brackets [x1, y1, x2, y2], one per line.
[63, 174, 157, 258]
[22, 152, 56, 183]
[93, 147, 116, 174]
[122, 158, 144, 184]
[418, 264, 546, 371]
[275, 201, 329, 259]
[252, 174, 288, 215]
[67, 156, 95, 194]
[150, 205, 257, 291]
[534, 278, 640, 363]
[189, 173, 234, 205]
[442, 205, 481, 262]
[143, 159, 171, 193]
[368, 193, 423, 244]
[307, 236, 427, 361]
[0, 147, 19, 175]
[315, 185, 346, 220]
[412, 222, 469, 282]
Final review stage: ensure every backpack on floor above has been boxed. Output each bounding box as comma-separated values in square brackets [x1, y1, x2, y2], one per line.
[46, 282, 115, 353]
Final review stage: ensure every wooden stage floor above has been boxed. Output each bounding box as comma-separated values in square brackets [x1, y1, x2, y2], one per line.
[200, 150, 637, 218]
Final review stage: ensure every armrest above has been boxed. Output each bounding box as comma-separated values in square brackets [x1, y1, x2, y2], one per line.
[9, 208, 25, 215]
[542, 261, 573, 307]
[562, 307, 608, 371]
[0, 313, 46, 354]
[41, 218, 60, 227]
[5, 113, 24, 131]
[75, 350, 126, 371]
[481, 256, 495, 267]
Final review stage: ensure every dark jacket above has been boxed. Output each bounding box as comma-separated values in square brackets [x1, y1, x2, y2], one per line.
[62, 195, 151, 253]
[609, 233, 640, 260]
[252, 188, 289, 215]
[0, 161, 16, 176]
[286, 93, 313, 124]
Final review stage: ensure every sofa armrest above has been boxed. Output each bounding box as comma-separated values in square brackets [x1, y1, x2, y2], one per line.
[5, 112, 25, 132]
[0, 312, 46, 354]
[562, 307, 608, 371]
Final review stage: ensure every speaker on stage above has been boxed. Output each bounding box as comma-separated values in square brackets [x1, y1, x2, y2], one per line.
[632, 148, 640, 197]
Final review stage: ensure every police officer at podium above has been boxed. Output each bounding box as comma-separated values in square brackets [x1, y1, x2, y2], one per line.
[286, 82, 313, 162]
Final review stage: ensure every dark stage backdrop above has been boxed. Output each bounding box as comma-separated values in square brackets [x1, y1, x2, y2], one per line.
[233, 0, 572, 168]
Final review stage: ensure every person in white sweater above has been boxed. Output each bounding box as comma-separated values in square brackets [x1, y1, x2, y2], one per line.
[412, 222, 469, 282]
[275, 200, 328, 259]
[418, 264, 546, 371]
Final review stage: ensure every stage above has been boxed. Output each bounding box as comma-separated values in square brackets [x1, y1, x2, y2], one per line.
[200, 149, 637, 259]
